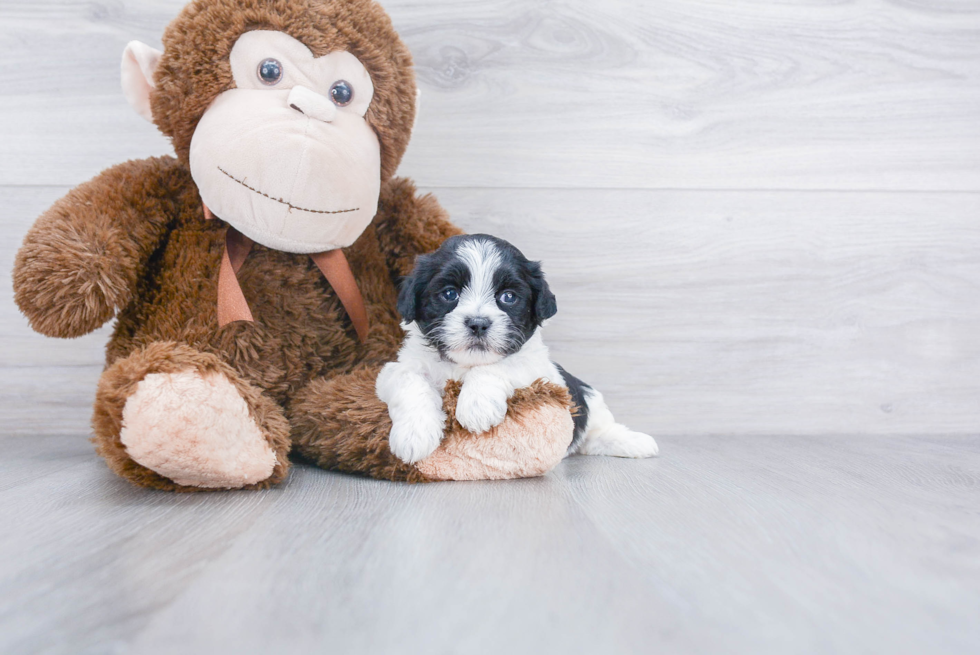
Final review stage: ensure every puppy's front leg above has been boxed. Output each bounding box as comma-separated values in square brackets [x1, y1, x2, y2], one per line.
[376, 362, 447, 464]
[455, 367, 512, 434]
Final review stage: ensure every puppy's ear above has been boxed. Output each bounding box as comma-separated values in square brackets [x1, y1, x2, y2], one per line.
[396, 271, 419, 323]
[397, 254, 433, 323]
[527, 261, 558, 322]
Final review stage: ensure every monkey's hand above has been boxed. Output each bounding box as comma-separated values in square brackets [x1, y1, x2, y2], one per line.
[13, 157, 179, 338]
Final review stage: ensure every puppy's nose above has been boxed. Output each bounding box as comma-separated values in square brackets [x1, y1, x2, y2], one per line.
[465, 317, 492, 337]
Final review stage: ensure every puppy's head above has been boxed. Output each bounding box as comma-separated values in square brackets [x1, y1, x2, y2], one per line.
[398, 234, 557, 366]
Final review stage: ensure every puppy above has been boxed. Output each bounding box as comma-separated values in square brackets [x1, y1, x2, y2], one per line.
[376, 234, 659, 464]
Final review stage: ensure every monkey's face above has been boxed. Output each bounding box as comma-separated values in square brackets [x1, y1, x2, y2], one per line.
[189, 31, 382, 254]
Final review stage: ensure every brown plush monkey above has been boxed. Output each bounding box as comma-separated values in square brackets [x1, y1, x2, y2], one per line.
[12, 0, 574, 491]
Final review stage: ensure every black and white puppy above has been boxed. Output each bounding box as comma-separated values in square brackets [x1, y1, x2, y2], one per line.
[376, 234, 659, 464]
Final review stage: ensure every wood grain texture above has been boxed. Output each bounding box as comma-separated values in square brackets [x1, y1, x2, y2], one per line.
[0, 432, 977, 655]
[2, 1, 980, 653]
[6, 186, 978, 436]
[1, 0, 979, 189]
[437, 187, 980, 436]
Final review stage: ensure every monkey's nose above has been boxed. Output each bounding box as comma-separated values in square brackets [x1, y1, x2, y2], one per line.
[287, 85, 336, 123]
[465, 317, 492, 337]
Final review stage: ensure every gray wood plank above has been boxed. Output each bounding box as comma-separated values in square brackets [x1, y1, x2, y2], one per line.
[436, 187, 980, 436]
[0, 433, 977, 654]
[4, 186, 979, 437]
[1, 0, 979, 190]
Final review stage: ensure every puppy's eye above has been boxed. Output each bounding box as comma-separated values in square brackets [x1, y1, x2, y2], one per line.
[258, 58, 283, 86]
[498, 291, 517, 305]
[330, 80, 354, 106]
[440, 288, 459, 303]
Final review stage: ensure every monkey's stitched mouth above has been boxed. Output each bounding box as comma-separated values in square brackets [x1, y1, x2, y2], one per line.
[217, 167, 359, 215]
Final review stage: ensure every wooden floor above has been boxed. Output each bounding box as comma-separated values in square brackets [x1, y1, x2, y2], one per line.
[2, 1, 979, 653]
[1, 432, 978, 655]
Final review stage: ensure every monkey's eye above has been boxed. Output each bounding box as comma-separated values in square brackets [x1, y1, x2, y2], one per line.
[498, 291, 517, 305]
[330, 80, 354, 106]
[440, 288, 459, 303]
[257, 58, 283, 86]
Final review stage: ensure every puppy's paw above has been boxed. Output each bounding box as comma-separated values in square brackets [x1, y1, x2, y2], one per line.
[577, 426, 659, 458]
[388, 408, 447, 464]
[455, 385, 509, 434]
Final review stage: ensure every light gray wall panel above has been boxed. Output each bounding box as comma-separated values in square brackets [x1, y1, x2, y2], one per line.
[439, 187, 980, 435]
[4, 187, 978, 436]
[1, 0, 978, 190]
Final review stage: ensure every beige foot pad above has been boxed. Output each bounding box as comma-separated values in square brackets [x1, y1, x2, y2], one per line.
[120, 369, 277, 489]
[416, 381, 575, 481]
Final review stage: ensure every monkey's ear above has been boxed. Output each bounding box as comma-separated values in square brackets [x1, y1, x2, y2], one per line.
[121, 41, 163, 122]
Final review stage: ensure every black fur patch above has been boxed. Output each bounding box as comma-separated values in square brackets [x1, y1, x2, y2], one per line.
[397, 234, 556, 357]
[397, 245, 470, 325]
[554, 363, 591, 444]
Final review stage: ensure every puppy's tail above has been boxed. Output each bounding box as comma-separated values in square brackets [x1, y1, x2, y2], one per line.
[555, 363, 658, 459]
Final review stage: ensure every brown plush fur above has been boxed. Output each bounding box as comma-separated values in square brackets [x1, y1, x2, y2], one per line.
[12, 0, 574, 490]
[291, 376, 574, 483]
[442, 380, 574, 436]
[416, 380, 575, 481]
[93, 341, 292, 491]
[290, 363, 429, 482]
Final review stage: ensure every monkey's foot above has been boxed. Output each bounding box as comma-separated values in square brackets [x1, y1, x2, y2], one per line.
[119, 368, 277, 489]
[94, 342, 291, 491]
[416, 380, 575, 481]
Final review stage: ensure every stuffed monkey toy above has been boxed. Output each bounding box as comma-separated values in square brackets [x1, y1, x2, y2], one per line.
[12, 0, 575, 491]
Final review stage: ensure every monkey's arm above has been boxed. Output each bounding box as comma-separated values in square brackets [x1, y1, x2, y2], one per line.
[373, 177, 463, 280]
[13, 156, 184, 338]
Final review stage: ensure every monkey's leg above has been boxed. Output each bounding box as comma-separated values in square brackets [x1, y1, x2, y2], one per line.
[289, 365, 575, 482]
[92, 341, 291, 491]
